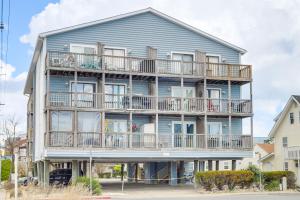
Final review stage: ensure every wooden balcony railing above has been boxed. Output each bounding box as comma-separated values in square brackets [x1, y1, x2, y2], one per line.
[47, 51, 252, 80]
[48, 132, 252, 150]
[47, 92, 252, 114]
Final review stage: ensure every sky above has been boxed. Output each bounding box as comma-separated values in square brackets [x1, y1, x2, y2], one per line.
[1, 0, 300, 136]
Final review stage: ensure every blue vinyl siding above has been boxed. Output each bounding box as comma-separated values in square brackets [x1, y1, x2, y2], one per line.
[50, 75, 98, 92]
[47, 12, 240, 63]
[207, 118, 242, 135]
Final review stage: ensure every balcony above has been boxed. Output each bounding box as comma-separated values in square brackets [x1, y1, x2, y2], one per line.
[47, 92, 252, 114]
[46, 51, 252, 80]
[48, 131, 252, 150]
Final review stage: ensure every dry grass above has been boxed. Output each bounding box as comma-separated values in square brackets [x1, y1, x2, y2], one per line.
[6, 184, 92, 200]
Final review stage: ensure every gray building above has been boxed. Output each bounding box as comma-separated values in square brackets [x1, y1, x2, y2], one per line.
[24, 8, 253, 185]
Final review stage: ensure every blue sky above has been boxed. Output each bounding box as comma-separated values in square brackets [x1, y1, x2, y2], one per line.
[2, 0, 300, 136]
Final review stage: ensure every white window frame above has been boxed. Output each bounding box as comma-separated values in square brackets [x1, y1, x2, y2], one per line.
[171, 51, 195, 61]
[70, 80, 98, 93]
[70, 43, 98, 54]
[106, 119, 128, 133]
[206, 54, 222, 63]
[206, 87, 222, 98]
[104, 46, 127, 56]
[172, 121, 196, 135]
[104, 83, 127, 94]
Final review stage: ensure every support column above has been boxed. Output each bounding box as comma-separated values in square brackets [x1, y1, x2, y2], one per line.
[250, 81, 253, 148]
[135, 163, 139, 183]
[144, 162, 151, 184]
[101, 72, 106, 148]
[179, 161, 185, 184]
[129, 112, 133, 148]
[44, 160, 50, 187]
[127, 163, 135, 183]
[199, 161, 205, 172]
[37, 161, 43, 185]
[74, 71, 78, 147]
[204, 77, 207, 149]
[208, 160, 213, 171]
[121, 164, 125, 181]
[228, 80, 232, 148]
[181, 114, 185, 147]
[232, 160, 236, 171]
[155, 114, 159, 148]
[215, 160, 219, 171]
[82, 161, 87, 176]
[169, 161, 177, 186]
[72, 160, 79, 184]
[193, 160, 199, 175]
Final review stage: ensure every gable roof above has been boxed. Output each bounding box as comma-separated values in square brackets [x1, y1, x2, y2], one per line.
[40, 7, 246, 54]
[257, 144, 274, 154]
[268, 95, 300, 138]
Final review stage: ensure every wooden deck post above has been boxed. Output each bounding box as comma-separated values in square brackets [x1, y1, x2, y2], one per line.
[74, 71, 78, 147]
[228, 80, 232, 148]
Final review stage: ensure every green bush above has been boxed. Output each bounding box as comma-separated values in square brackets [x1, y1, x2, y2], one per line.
[98, 172, 111, 178]
[74, 176, 102, 195]
[196, 170, 254, 191]
[262, 171, 296, 189]
[1, 159, 12, 181]
[264, 180, 280, 191]
[247, 165, 261, 183]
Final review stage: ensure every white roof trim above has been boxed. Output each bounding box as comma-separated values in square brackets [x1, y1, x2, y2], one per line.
[268, 96, 299, 138]
[259, 153, 274, 162]
[39, 7, 246, 54]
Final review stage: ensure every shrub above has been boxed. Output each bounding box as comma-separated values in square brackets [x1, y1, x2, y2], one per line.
[196, 170, 254, 191]
[1, 159, 12, 181]
[247, 165, 261, 183]
[74, 176, 102, 195]
[264, 180, 280, 191]
[262, 171, 296, 189]
[98, 172, 111, 178]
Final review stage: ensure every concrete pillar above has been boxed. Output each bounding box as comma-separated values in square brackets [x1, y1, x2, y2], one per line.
[208, 160, 213, 171]
[193, 160, 199, 175]
[199, 161, 205, 172]
[144, 162, 151, 184]
[215, 160, 219, 171]
[232, 160, 236, 171]
[37, 162, 42, 184]
[33, 163, 38, 177]
[169, 161, 177, 186]
[44, 160, 50, 187]
[127, 163, 135, 183]
[179, 161, 185, 184]
[72, 160, 79, 184]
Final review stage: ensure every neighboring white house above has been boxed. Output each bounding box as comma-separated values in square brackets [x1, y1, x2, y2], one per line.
[268, 95, 300, 185]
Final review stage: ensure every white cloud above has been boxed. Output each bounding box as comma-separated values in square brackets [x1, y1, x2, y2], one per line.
[20, 0, 300, 136]
[0, 60, 27, 134]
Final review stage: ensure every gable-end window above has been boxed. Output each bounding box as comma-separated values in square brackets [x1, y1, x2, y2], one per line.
[282, 137, 288, 148]
[290, 112, 294, 124]
[284, 162, 289, 171]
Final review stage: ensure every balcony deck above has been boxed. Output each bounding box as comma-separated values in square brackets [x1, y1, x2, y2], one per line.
[46, 92, 252, 116]
[46, 51, 252, 82]
[47, 131, 252, 151]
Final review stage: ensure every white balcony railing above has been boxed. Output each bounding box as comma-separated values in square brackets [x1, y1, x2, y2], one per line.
[47, 51, 252, 79]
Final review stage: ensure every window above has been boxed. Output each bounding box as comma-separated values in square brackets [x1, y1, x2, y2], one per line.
[207, 88, 221, 112]
[284, 162, 289, 171]
[105, 84, 127, 109]
[282, 137, 288, 147]
[290, 112, 294, 124]
[78, 112, 101, 133]
[224, 162, 229, 170]
[70, 44, 98, 68]
[207, 122, 222, 136]
[172, 53, 194, 74]
[103, 48, 126, 70]
[105, 120, 128, 133]
[51, 111, 73, 131]
[71, 82, 96, 107]
[206, 56, 220, 63]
